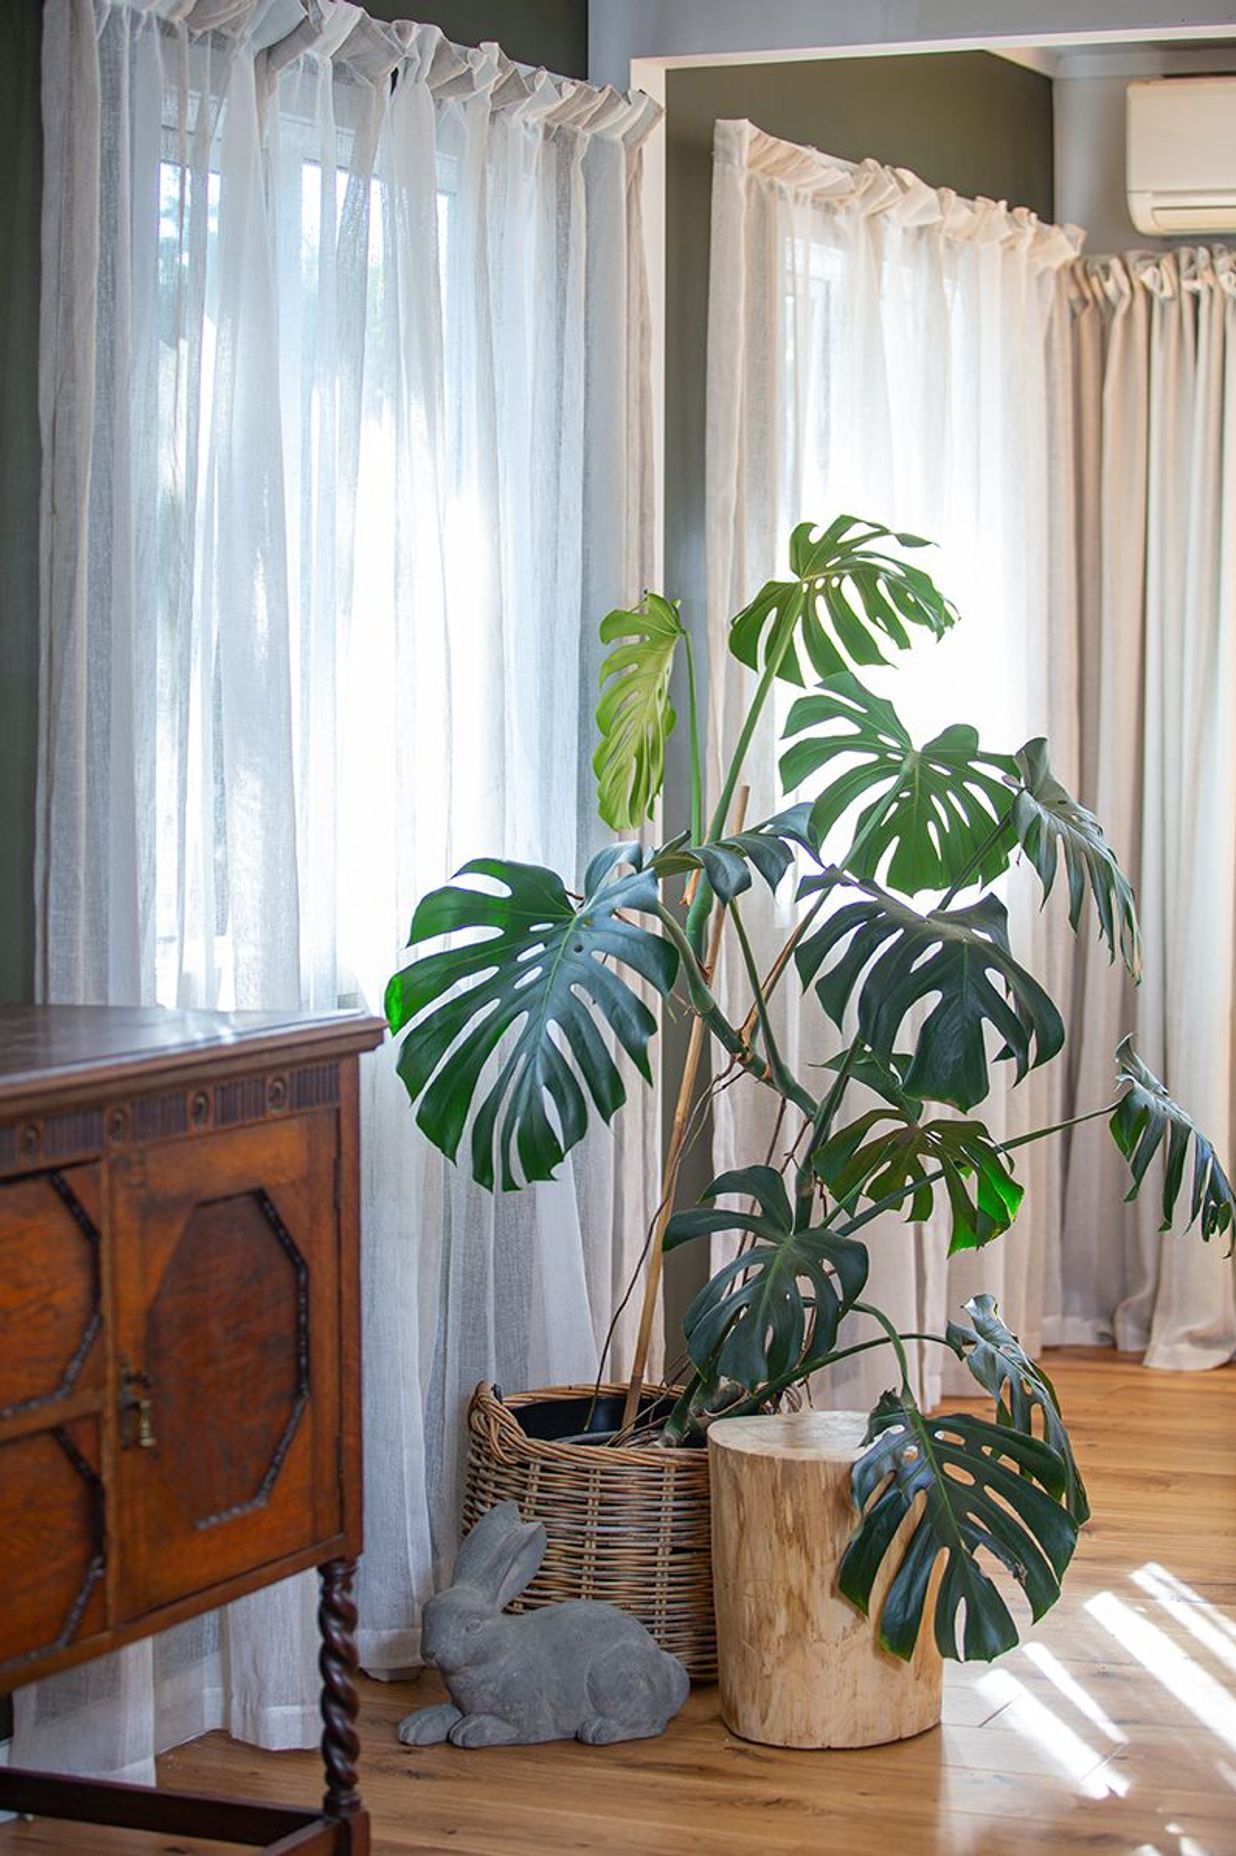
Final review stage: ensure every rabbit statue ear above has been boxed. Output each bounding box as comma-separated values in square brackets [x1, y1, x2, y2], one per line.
[493, 1519, 547, 1609]
[453, 1501, 524, 1590]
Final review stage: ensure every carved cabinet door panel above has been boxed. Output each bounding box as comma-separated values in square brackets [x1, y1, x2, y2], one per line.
[110, 1111, 342, 1619]
[0, 1421, 108, 1677]
[0, 1165, 105, 1422]
[0, 1166, 108, 1680]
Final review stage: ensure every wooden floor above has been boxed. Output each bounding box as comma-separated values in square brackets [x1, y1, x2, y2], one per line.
[4, 1348, 1236, 1855]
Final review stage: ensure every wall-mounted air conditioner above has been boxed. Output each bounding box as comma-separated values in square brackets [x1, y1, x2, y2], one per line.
[1127, 76, 1236, 236]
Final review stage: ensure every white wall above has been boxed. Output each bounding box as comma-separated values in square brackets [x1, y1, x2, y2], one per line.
[591, 1, 1236, 89]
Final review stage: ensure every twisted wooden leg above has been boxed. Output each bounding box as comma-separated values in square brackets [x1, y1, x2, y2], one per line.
[318, 1558, 369, 1855]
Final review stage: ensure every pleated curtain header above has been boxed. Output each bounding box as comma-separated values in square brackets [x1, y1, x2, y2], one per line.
[103, 0, 662, 144]
[715, 117, 1084, 273]
[1071, 245, 1236, 307]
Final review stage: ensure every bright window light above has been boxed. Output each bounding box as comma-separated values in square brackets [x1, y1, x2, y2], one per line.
[153, 127, 461, 1011]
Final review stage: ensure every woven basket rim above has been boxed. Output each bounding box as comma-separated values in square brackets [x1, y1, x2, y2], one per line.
[468, 1379, 707, 1469]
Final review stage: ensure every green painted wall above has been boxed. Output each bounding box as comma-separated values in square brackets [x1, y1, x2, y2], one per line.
[659, 53, 1055, 1347]
[366, 0, 587, 75]
[0, 1, 587, 1008]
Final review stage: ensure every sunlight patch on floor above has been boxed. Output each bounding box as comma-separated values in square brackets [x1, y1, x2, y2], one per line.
[1018, 1640, 1128, 1745]
[1086, 1589, 1236, 1753]
[1132, 1571, 1236, 1676]
[1132, 1564, 1236, 1672]
[974, 1667, 1128, 1798]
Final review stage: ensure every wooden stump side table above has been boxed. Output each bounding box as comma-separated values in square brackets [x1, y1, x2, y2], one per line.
[709, 1410, 943, 1749]
[0, 1005, 385, 1854]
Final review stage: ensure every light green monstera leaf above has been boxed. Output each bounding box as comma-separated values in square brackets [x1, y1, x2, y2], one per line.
[593, 593, 687, 831]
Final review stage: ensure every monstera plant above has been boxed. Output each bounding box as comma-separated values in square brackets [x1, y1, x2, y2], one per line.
[387, 516, 1235, 1663]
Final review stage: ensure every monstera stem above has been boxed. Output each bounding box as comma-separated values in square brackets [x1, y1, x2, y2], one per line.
[686, 620, 799, 954]
[705, 656, 780, 846]
[658, 905, 819, 1120]
[812, 1037, 860, 1144]
[738, 891, 829, 1048]
[703, 1328, 959, 1424]
[729, 899, 797, 1100]
[938, 809, 1015, 909]
[853, 1300, 914, 1396]
[998, 1102, 1117, 1152]
[795, 1036, 861, 1213]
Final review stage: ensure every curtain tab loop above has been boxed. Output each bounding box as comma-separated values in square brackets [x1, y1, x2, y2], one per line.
[1131, 252, 1177, 300]
[887, 168, 945, 228]
[1080, 256, 1132, 306]
[1177, 246, 1216, 293]
[264, 0, 363, 81]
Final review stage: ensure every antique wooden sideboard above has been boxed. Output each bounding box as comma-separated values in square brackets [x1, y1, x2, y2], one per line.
[0, 1005, 386, 1854]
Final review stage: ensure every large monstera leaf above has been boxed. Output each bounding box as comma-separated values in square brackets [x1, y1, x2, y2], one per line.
[815, 1109, 1024, 1252]
[839, 1392, 1079, 1661]
[780, 673, 1015, 894]
[593, 593, 686, 831]
[663, 1165, 869, 1392]
[729, 517, 957, 689]
[1111, 1036, 1236, 1243]
[1010, 738, 1142, 979]
[948, 1294, 1089, 1523]
[797, 887, 1065, 1111]
[385, 847, 676, 1191]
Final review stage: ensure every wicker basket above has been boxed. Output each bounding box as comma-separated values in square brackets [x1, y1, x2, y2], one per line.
[462, 1381, 715, 1679]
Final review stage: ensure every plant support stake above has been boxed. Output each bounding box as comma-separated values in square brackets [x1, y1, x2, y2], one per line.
[621, 790, 750, 1434]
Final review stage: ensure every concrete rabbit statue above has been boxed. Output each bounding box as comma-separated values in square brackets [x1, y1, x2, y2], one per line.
[397, 1500, 690, 1748]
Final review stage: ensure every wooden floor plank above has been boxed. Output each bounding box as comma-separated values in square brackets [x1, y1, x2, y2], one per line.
[2, 1348, 1234, 1854]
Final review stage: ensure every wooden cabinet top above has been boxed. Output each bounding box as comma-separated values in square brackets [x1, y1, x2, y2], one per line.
[0, 1006, 387, 1106]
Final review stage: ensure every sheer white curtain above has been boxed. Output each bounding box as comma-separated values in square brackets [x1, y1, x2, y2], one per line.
[705, 120, 1083, 1408]
[1052, 248, 1236, 1368]
[26, 0, 658, 1778]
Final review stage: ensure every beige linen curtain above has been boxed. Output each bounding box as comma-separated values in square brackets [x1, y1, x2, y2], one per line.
[1052, 248, 1236, 1368]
